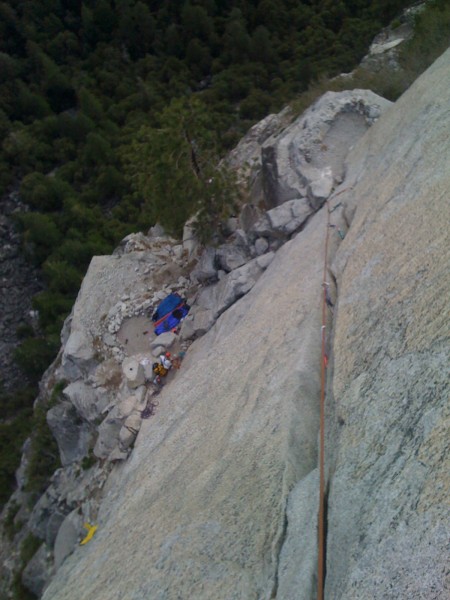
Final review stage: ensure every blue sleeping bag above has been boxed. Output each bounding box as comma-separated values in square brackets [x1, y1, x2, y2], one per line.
[154, 303, 190, 335]
[152, 293, 183, 322]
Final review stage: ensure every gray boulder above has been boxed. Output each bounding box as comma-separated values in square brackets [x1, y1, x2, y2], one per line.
[94, 407, 122, 459]
[179, 308, 216, 342]
[63, 381, 109, 423]
[183, 215, 200, 257]
[53, 510, 83, 569]
[226, 109, 294, 204]
[107, 447, 129, 462]
[46, 511, 67, 548]
[47, 402, 94, 466]
[239, 203, 264, 232]
[150, 331, 176, 350]
[119, 411, 142, 450]
[61, 329, 97, 381]
[216, 244, 250, 273]
[147, 223, 166, 239]
[254, 237, 269, 256]
[197, 253, 275, 321]
[191, 247, 218, 282]
[251, 198, 313, 239]
[28, 490, 58, 542]
[117, 394, 146, 419]
[121, 357, 146, 389]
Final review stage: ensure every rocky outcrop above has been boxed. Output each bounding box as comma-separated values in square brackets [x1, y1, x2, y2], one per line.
[42, 203, 328, 600]
[261, 89, 392, 209]
[359, 3, 426, 73]
[226, 108, 294, 204]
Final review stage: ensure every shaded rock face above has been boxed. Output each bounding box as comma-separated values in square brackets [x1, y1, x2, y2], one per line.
[47, 402, 94, 466]
[226, 108, 294, 204]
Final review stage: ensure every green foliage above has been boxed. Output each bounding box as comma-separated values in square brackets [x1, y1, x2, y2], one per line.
[11, 573, 38, 600]
[0, 384, 36, 421]
[31, 291, 74, 335]
[20, 173, 74, 212]
[24, 394, 62, 499]
[81, 449, 97, 470]
[15, 212, 62, 265]
[9, 534, 41, 600]
[123, 96, 240, 238]
[0, 382, 37, 508]
[0, 423, 25, 506]
[398, 0, 450, 79]
[20, 534, 41, 566]
[290, 0, 450, 117]
[239, 88, 272, 120]
[13, 338, 58, 384]
[16, 323, 35, 340]
[3, 501, 24, 541]
[42, 260, 83, 294]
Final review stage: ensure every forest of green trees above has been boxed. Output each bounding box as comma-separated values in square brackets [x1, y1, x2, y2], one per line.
[1, 0, 450, 508]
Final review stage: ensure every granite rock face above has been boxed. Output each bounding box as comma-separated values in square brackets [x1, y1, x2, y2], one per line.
[324, 48, 450, 599]
[42, 203, 328, 600]
[39, 50, 450, 600]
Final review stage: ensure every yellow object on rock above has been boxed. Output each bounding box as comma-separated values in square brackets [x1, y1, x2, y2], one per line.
[79, 522, 98, 545]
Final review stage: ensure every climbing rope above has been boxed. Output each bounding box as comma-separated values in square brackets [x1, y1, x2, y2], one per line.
[317, 201, 330, 600]
[317, 189, 349, 599]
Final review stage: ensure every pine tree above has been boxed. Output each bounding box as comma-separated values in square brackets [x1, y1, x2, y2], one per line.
[123, 96, 239, 239]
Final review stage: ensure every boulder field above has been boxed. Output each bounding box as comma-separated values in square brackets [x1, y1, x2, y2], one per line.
[39, 49, 449, 599]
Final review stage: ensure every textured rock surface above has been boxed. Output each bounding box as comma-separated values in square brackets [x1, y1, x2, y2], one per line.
[325, 49, 450, 598]
[47, 402, 94, 466]
[261, 89, 392, 208]
[251, 198, 313, 239]
[60, 254, 149, 378]
[121, 357, 145, 389]
[277, 470, 319, 600]
[190, 246, 218, 282]
[42, 50, 450, 600]
[63, 381, 109, 422]
[53, 510, 83, 569]
[42, 204, 327, 600]
[196, 252, 274, 322]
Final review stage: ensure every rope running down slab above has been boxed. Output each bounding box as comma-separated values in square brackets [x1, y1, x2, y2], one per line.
[317, 201, 330, 600]
[317, 187, 350, 599]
